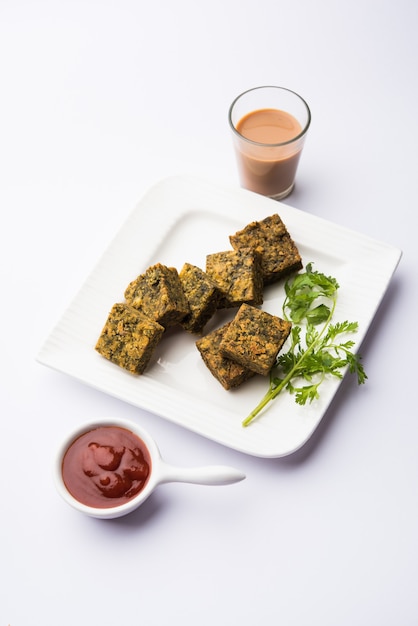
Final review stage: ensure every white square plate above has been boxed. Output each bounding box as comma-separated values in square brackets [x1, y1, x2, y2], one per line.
[37, 176, 401, 457]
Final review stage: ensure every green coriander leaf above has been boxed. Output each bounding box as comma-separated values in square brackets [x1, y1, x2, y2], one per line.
[306, 304, 332, 325]
[346, 352, 368, 384]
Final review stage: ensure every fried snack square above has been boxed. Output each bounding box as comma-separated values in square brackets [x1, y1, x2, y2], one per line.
[124, 263, 189, 328]
[95, 303, 164, 374]
[179, 263, 221, 333]
[196, 322, 255, 390]
[205, 247, 263, 309]
[220, 303, 292, 376]
[229, 214, 302, 284]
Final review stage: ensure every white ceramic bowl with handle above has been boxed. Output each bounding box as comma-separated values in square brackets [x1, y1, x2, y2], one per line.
[54, 417, 246, 519]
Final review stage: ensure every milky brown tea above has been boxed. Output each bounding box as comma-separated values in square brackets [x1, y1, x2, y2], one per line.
[237, 108, 302, 144]
[229, 87, 310, 200]
[235, 108, 302, 198]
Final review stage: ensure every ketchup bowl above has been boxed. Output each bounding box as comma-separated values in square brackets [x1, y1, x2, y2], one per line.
[54, 417, 246, 519]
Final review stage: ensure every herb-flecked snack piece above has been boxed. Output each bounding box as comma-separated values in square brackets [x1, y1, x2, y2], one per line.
[179, 263, 221, 333]
[220, 303, 292, 376]
[196, 322, 255, 390]
[205, 247, 263, 308]
[124, 263, 190, 328]
[95, 303, 164, 374]
[229, 214, 303, 285]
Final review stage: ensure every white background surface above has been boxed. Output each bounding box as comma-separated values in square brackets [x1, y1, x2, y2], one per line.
[1, 1, 417, 624]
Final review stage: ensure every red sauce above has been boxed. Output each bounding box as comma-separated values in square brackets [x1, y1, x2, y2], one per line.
[62, 426, 151, 508]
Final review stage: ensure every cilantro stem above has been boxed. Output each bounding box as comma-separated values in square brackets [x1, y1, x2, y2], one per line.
[241, 372, 293, 427]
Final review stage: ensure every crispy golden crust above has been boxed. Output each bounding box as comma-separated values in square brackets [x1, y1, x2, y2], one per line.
[95, 303, 164, 374]
[196, 322, 255, 390]
[179, 263, 221, 333]
[205, 247, 263, 308]
[220, 303, 292, 375]
[229, 214, 302, 284]
[124, 263, 190, 328]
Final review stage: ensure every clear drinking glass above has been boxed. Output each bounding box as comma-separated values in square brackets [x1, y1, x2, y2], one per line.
[229, 86, 311, 200]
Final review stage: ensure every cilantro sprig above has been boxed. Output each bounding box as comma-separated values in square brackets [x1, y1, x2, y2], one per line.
[242, 263, 367, 427]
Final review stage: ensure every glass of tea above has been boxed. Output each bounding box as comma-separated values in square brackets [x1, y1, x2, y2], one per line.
[229, 86, 311, 200]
